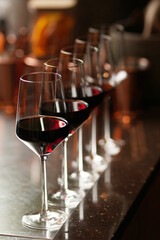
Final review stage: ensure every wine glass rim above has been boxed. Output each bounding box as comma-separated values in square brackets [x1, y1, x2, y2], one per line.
[44, 57, 84, 67]
[20, 71, 62, 83]
[44, 57, 59, 67]
[61, 44, 99, 54]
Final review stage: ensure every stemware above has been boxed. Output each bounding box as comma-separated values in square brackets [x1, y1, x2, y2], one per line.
[87, 24, 126, 155]
[60, 44, 107, 176]
[73, 40, 108, 170]
[98, 34, 122, 155]
[44, 57, 90, 206]
[15, 72, 70, 230]
[60, 47, 104, 187]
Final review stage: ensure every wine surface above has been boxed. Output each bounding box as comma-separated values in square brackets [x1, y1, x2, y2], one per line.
[40, 100, 89, 134]
[16, 116, 69, 156]
[82, 86, 104, 113]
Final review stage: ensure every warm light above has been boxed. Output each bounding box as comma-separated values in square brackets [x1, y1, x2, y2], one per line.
[4, 106, 15, 115]
[139, 58, 150, 70]
[97, 73, 101, 79]
[103, 71, 109, 79]
[122, 115, 131, 125]
[28, 0, 78, 9]
[100, 192, 108, 199]
[24, 55, 44, 67]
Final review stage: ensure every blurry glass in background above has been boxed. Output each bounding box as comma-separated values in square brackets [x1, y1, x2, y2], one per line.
[105, 24, 151, 125]
[112, 56, 150, 125]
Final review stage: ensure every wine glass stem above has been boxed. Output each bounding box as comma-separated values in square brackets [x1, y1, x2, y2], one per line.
[78, 127, 83, 172]
[104, 96, 111, 140]
[40, 156, 49, 215]
[91, 112, 97, 156]
[62, 138, 68, 191]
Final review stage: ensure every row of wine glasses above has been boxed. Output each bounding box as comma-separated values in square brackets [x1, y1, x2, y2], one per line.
[15, 23, 126, 231]
[15, 57, 103, 230]
[43, 57, 89, 208]
[87, 24, 127, 155]
[60, 44, 105, 182]
[16, 58, 93, 229]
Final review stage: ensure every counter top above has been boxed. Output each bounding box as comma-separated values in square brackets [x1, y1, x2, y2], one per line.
[0, 105, 160, 239]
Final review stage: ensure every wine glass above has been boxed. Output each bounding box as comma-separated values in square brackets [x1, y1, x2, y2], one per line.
[60, 44, 107, 177]
[87, 24, 126, 155]
[15, 72, 70, 230]
[98, 34, 122, 155]
[73, 41, 108, 170]
[44, 57, 90, 206]
[59, 48, 103, 188]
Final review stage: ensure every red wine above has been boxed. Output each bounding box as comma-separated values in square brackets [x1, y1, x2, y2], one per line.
[40, 100, 89, 134]
[63, 86, 103, 114]
[102, 82, 115, 96]
[16, 116, 69, 156]
[81, 86, 104, 113]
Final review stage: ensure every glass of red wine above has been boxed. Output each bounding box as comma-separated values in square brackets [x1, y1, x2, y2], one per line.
[73, 41, 109, 170]
[15, 72, 70, 230]
[59, 51, 101, 189]
[87, 24, 126, 156]
[43, 58, 90, 207]
[60, 44, 106, 184]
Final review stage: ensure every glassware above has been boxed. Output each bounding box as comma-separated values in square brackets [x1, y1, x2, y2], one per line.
[112, 56, 150, 125]
[87, 24, 126, 155]
[60, 44, 107, 178]
[15, 72, 70, 230]
[109, 25, 149, 125]
[44, 58, 90, 206]
[98, 34, 122, 155]
[73, 41, 108, 171]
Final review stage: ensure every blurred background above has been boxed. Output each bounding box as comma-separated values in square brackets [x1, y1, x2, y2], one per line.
[0, 0, 160, 115]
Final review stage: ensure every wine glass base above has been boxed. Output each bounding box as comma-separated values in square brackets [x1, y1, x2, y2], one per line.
[98, 138, 125, 156]
[69, 170, 99, 190]
[84, 154, 108, 173]
[48, 189, 85, 209]
[22, 208, 68, 230]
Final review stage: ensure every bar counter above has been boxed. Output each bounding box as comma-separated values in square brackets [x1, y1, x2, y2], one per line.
[0, 105, 160, 239]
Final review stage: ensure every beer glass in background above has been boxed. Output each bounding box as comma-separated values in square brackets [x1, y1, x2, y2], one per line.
[112, 56, 150, 125]
[110, 19, 155, 125]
